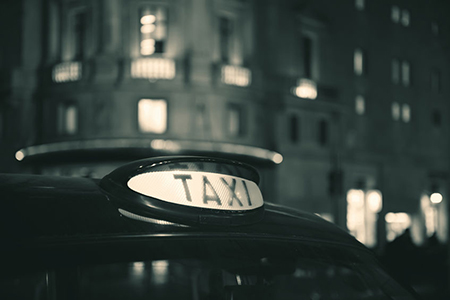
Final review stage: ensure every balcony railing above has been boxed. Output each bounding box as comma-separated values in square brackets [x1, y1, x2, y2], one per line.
[131, 58, 176, 80]
[52, 61, 82, 83]
[221, 65, 251, 87]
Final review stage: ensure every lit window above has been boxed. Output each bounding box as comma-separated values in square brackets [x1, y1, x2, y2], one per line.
[303, 36, 313, 78]
[385, 212, 411, 242]
[402, 103, 411, 123]
[347, 189, 383, 247]
[219, 16, 234, 64]
[131, 58, 176, 80]
[354, 48, 364, 76]
[392, 102, 400, 121]
[227, 104, 245, 137]
[391, 6, 400, 23]
[139, 6, 167, 56]
[431, 69, 441, 93]
[391, 59, 400, 84]
[355, 95, 365, 115]
[293, 78, 317, 100]
[318, 119, 329, 146]
[401, 60, 410, 86]
[401, 9, 410, 27]
[52, 61, 82, 83]
[355, 0, 365, 10]
[221, 65, 251, 87]
[58, 103, 78, 135]
[289, 115, 299, 143]
[138, 99, 167, 134]
[71, 10, 87, 60]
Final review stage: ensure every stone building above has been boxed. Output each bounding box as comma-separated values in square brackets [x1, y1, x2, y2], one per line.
[1, 0, 449, 248]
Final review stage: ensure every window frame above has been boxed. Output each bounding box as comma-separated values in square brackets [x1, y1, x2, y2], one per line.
[431, 69, 441, 93]
[57, 101, 79, 136]
[401, 103, 411, 123]
[138, 4, 169, 56]
[226, 103, 245, 138]
[391, 59, 400, 84]
[289, 114, 300, 143]
[354, 48, 365, 76]
[137, 98, 168, 134]
[401, 60, 411, 87]
[355, 95, 365, 115]
[401, 9, 410, 27]
[391, 6, 400, 23]
[391, 102, 400, 121]
[355, 0, 365, 11]
[318, 119, 329, 147]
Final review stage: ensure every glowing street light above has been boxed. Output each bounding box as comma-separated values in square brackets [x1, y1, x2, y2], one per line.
[430, 192, 443, 204]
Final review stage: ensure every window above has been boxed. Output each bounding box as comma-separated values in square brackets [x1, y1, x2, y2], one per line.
[355, 0, 365, 10]
[227, 104, 244, 137]
[432, 110, 441, 127]
[432, 22, 439, 36]
[347, 189, 383, 247]
[401, 9, 410, 27]
[391, 59, 400, 84]
[289, 115, 299, 143]
[401, 61, 410, 86]
[138, 99, 167, 133]
[303, 36, 313, 78]
[391, 6, 400, 23]
[355, 95, 365, 115]
[402, 104, 411, 123]
[385, 212, 411, 242]
[354, 48, 364, 76]
[58, 103, 78, 135]
[391, 102, 400, 121]
[219, 16, 234, 64]
[318, 119, 329, 146]
[139, 6, 167, 55]
[195, 103, 206, 131]
[431, 69, 441, 93]
[71, 10, 87, 60]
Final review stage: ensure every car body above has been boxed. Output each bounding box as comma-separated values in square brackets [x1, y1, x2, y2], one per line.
[0, 156, 420, 299]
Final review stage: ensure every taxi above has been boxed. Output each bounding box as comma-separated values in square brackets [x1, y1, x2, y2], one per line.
[0, 156, 420, 299]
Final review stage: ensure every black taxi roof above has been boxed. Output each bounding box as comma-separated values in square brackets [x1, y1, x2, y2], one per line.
[0, 172, 362, 249]
[0, 157, 421, 300]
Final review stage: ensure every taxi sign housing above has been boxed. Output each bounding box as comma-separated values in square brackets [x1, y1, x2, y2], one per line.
[99, 156, 265, 226]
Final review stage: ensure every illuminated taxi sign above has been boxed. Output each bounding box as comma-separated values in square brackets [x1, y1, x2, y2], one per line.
[100, 156, 265, 226]
[127, 171, 263, 211]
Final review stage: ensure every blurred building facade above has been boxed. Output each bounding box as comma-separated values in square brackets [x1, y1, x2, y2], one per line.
[1, 0, 450, 248]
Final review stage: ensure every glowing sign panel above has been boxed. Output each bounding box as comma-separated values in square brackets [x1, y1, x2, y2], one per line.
[127, 171, 263, 211]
